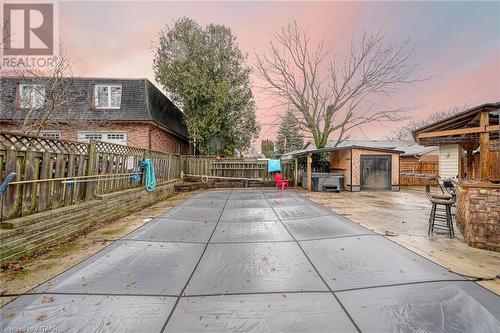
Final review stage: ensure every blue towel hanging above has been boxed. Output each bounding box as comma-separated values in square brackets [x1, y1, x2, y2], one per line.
[268, 159, 281, 173]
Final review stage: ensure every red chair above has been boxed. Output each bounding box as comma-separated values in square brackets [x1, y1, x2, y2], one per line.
[274, 172, 289, 190]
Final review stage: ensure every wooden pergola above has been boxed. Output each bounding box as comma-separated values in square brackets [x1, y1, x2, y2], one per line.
[413, 102, 500, 182]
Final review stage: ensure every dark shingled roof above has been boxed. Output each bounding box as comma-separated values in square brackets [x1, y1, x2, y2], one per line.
[0, 77, 189, 139]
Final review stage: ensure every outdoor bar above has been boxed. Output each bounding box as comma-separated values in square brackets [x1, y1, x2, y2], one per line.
[414, 102, 500, 251]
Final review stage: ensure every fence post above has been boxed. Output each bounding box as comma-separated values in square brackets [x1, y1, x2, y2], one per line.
[85, 140, 96, 200]
[142, 150, 149, 187]
[181, 155, 185, 178]
[167, 153, 172, 180]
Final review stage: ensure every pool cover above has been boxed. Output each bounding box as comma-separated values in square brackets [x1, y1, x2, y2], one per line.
[2, 189, 499, 332]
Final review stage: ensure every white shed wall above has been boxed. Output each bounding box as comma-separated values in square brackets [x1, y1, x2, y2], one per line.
[439, 144, 461, 178]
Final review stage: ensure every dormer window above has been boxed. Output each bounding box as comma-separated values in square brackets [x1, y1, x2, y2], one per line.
[95, 84, 122, 109]
[19, 84, 45, 109]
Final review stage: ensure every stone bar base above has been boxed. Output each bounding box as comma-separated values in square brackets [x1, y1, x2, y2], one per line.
[456, 180, 500, 251]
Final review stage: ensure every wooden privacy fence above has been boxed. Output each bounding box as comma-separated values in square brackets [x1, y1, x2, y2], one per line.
[183, 156, 294, 182]
[400, 161, 439, 186]
[0, 132, 182, 221]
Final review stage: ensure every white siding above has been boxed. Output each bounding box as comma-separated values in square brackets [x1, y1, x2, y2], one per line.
[439, 144, 461, 178]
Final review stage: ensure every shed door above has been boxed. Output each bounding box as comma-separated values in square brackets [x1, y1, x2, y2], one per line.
[361, 155, 391, 190]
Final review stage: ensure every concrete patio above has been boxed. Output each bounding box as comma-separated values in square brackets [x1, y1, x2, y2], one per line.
[2, 189, 499, 332]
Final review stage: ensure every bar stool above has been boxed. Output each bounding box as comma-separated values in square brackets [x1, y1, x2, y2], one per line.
[425, 185, 454, 238]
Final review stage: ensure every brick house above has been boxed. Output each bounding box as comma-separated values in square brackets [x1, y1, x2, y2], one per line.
[0, 77, 191, 154]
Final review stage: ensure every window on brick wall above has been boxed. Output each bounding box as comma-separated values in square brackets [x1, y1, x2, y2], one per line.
[78, 132, 127, 145]
[19, 84, 45, 109]
[176, 142, 182, 154]
[94, 84, 122, 109]
[40, 131, 61, 139]
[79, 133, 103, 141]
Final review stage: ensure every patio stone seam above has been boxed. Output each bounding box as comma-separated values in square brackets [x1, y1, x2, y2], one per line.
[0, 291, 180, 298]
[178, 290, 332, 298]
[278, 213, 331, 221]
[208, 233, 377, 244]
[114, 238, 207, 244]
[332, 278, 476, 294]
[209, 240, 296, 244]
[156, 216, 220, 223]
[262, 190, 363, 333]
[295, 233, 379, 242]
[159, 188, 233, 333]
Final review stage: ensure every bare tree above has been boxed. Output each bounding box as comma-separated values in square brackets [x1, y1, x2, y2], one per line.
[256, 21, 421, 149]
[387, 105, 468, 141]
[1, 48, 108, 135]
[1, 22, 9, 49]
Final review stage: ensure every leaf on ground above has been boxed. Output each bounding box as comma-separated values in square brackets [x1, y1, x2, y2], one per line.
[3, 313, 15, 319]
[41, 296, 54, 304]
[36, 314, 47, 321]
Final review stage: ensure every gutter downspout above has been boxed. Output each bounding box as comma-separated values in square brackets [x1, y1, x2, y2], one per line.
[148, 124, 160, 150]
[148, 126, 153, 150]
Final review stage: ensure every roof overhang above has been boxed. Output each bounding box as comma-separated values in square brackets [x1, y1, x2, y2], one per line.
[291, 145, 404, 158]
[413, 102, 500, 146]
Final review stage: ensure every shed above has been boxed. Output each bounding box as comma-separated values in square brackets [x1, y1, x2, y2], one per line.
[291, 145, 403, 192]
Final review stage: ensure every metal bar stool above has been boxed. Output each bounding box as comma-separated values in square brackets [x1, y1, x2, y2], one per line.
[425, 184, 455, 238]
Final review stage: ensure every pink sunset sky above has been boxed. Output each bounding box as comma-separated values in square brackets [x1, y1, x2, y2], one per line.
[58, 1, 499, 147]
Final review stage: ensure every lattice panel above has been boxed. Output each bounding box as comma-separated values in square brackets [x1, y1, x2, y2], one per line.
[147, 151, 181, 158]
[0, 132, 89, 155]
[95, 141, 146, 156]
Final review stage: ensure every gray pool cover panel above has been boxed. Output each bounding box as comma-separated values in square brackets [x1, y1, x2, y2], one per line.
[35, 241, 204, 295]
[164, 206, 223, 221]
[274, 204, 331, 220]
[181, 198, 227, 208]
[211, 221, 293, 243]
[263, 191, 299, 199]
[165, 293, 357, 332]
[225, 199, 270, 208]
[267, 197, 305, 207]
[3, 188, 497, 332]
[337, 281, 500, 333]
[283, 215, 372, 240]
[191, 190, 231, 200]
[127, 219, 216, 242]
[2, 294, 175, 332]
[220, 207, 278, 222]
[184, 242, 327, 295]
[300, 235, 463, 291]
[228, 191, 267, 200]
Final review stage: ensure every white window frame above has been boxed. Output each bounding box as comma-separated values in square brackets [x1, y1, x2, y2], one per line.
[106, 133, 125, 140]
[77, 131, 127, 145]
[78, 132, 103, 142]
[19, 84, 45, 109]
[176, 142, 182, 154]
[94, 84, 122, 109]
[40, 131, 61, 139]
